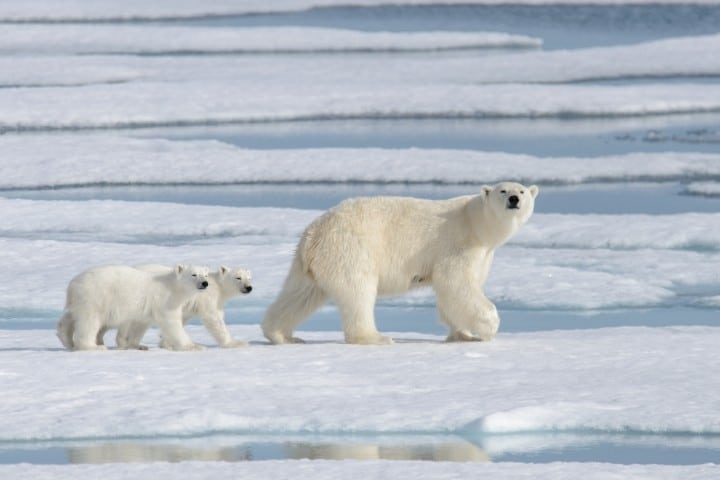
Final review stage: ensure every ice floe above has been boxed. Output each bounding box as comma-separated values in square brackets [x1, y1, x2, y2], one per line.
[0, 26, 541, 54]
[685, 181, 720, 196]
[0, 326, 719, 440]
[1, 136, 719, 187]
[2, 81, 720, 130]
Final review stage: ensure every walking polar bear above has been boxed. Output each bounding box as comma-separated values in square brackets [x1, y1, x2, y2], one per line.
[262, 182, 538, 345]
[134, 265, 253, 349]
[57, 264, 210, 351]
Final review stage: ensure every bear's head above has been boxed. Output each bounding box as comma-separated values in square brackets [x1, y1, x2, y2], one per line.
[218, 266, 253, 295]
[480, 181, 539, 230]
[175, 264, 211, 292]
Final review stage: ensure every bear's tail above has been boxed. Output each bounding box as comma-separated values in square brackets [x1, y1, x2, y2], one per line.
[56, 311, 75, 350]
[262, 253, 326, 344]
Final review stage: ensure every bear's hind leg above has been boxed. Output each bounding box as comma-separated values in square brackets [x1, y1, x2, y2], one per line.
[331, 285, 392, 345]
[72, 315, 107, 351]
[262, 259, 326, 345]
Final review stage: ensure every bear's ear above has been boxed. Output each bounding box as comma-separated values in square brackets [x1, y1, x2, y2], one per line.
[481, 185, 493, 197]
[219, 265, 229, 275]
[529, 185, 539, 199]
[175, 264, 185, 275]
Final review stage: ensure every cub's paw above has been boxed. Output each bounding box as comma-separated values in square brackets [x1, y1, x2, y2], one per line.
[221, 339, 248, 348]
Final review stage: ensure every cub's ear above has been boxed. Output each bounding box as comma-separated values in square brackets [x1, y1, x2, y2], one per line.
[529, 185, 539, 199]
[481, 185, 493, 197]
[219, 265, 229, 275]
[175, 264, 185, 275]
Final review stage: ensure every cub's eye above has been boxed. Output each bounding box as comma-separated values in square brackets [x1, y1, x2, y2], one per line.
[500, 190, 507, 194]
[192, 274, 197, 277]
[520, 190, 525, 194]
[236, 277, 242, 280]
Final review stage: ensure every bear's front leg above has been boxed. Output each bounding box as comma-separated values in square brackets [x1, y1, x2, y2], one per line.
[203, 313, 247, 348]
[330, 284, 393, 345]
[433, 257, 500, 342]
[157, 313, 204, 351]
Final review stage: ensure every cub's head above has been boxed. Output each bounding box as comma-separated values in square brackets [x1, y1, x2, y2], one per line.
[175, 264, 210, 291]
[218, 266, 253, 294]
[481, 182, 539, 225]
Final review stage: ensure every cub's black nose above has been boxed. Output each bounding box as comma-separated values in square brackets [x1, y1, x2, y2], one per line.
[508, 195, 519, 207]
[201, 281, 209, 288]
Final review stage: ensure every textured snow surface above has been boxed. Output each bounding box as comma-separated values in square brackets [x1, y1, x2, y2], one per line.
[2, 136, 720, 187]
[1, 461, 719, 480]
[1, 0, 719, 22]
[0, 26, 541, 54]
[1, 326, 719, 440]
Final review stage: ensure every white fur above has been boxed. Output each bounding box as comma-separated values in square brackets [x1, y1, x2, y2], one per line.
[135, 265, 253, 348]
[262, 182, 538, 345]
[56, 264, 210, 351]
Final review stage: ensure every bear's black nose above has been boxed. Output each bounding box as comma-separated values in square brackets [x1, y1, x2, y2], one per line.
[245, 286, 253, 293]
[508, 195, 519, 207]
[201, 281, 209, 288]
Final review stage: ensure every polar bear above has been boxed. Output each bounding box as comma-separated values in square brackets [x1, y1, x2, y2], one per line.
[133, 265, 253, 348]
[56, 264, 210, 351]
[262, 182, 538, 345]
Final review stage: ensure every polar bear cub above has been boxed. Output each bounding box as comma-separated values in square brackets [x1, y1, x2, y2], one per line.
[262, 182, 538, 345]
[135, 265, 253, 348]
[56, 264, 209, 351]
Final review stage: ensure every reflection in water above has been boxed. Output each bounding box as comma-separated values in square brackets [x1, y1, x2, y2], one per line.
[285, 441, 490, 462]
[65, 439, 489, 464]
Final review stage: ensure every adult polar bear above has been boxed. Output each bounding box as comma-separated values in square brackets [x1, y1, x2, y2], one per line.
[263, 182, 538, 345]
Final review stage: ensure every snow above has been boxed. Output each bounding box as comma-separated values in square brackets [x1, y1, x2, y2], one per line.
[3, 80, 720, 130]
[0, 26, 541, 54]
[6, 31, 720, 85]
[1, 135, 720, 187]
[1, 461, 719, 479]
[7, 34, 720, 87]
[685, 182, 720, 196]
[1, 326, 719, 440]
[1, 0, 718, 22]
[0, 198, 718, 311]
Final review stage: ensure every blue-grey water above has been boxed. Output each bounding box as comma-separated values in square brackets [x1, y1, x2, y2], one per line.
[1, 432, 719, 465]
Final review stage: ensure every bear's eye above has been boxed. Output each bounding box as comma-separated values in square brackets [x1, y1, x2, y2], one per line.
[520, 190, 525, 194]
[192, 274, 197, 277]
[500, 190, 507, 194]
[236, 277, 242, 280]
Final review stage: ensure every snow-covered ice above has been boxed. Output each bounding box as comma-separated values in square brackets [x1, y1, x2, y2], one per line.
[2, 81, 720, 130]
[1, 135, 719, 187]
[685, 181, 720, 196]
[6, 30, 720, 85]
[1, 326, 719, 440]
[0, 26, 541, 54]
